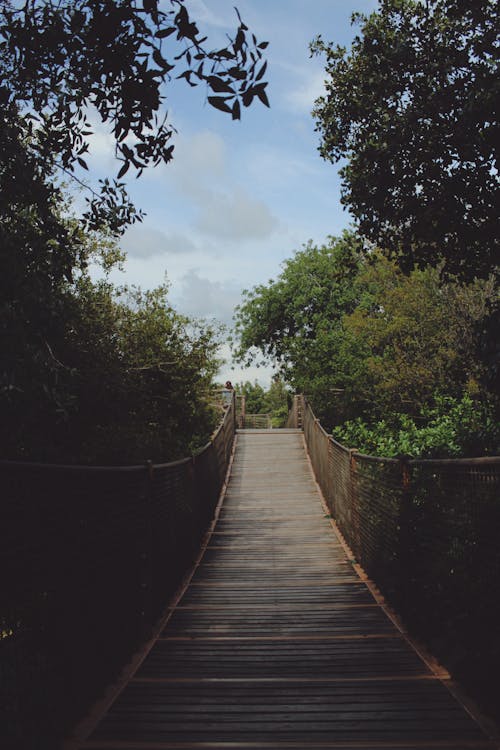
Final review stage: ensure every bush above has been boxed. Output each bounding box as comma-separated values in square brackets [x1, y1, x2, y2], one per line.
[332, 394, 499, 458]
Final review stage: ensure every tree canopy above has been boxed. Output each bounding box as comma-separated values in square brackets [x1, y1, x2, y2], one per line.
[2, 272, 222, 464]
[0, 1, 269, 463]
[234, 233, 498, 446]
[312, 0, 499, 280]
[0, 0, 269, 232]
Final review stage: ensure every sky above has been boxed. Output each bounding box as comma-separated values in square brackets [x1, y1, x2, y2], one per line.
[88, 0, 380, 386]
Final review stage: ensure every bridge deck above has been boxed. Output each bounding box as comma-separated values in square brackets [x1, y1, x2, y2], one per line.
[77, 430, 494, 749]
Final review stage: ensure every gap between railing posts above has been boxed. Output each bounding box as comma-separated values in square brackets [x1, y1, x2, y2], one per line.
[0, 397, 236, 750]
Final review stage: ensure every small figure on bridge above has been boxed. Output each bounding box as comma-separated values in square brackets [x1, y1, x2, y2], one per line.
[222, 381, 234, 408]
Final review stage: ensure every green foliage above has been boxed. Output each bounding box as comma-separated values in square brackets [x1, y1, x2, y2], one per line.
[234, 231, 365, 425]
[332, 394, 500, 458]
[339, 259, 497, 418]
[0, 2, 268, 464]
[0, 0, 269, 232]
[312, 0, 499, 280]
[266, 377, 290, 427]
[235, 377, 290, 428]
[236, 381, 268, 414]
[2, 277, 221, 464]
[234, 234, 498, 447]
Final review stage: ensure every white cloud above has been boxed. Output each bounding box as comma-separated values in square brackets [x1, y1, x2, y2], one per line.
[174, 130, 227, 183]
[246, 144, 323, 187]
[195, 186, 279, 240]
[165, 131, 279, 241]
[183, 0, 233, 29]
[284, 69, 326, 114]
[217, 343, 276, 389]
[175, 269, 242, 324]
[121, 226, 196, 258]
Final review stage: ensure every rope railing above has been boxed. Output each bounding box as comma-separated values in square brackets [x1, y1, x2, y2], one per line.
[292, 395, 500, 718]
[0, 397, 236, 748]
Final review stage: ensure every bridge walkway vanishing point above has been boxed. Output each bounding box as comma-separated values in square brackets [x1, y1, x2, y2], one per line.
[74, 429, 496, 750]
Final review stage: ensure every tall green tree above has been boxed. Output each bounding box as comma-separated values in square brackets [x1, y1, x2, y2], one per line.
[235, 378, 289, 427]
[236, 381, 268, 414]
[234, 232, 365, 426]
[312, 0, 499, 280]
[234, 235, 497, 430]
[339, 259, 496, 417]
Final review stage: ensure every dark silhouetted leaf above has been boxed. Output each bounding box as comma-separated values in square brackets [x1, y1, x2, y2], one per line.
[232, 98, 241, 120]
[155, 27, 176, 39]
[242, 89, 254, 107]
[208, 96, 233, 114]
[208, 76, 236, 94]
[117, 161, 129, 178]
[256, 60, 267, 82]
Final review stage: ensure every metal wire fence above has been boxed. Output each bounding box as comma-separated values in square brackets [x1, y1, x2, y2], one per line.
[293, 395, 500, 718]
[0, 399, 236, 749]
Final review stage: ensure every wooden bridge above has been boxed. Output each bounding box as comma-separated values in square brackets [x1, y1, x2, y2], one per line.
[71, 428, 496, 749]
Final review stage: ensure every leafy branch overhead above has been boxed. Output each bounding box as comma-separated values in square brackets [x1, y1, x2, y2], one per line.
[0, 0, 269, 232]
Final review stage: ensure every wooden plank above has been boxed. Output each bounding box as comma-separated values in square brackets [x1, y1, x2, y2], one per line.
[77, 431, 494, 750]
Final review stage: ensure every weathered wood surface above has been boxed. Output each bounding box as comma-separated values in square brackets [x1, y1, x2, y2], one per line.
[78, 430, 494, 749]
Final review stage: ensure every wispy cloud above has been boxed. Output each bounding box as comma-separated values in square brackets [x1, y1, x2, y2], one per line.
[167, 130, 279, 241]
[195, 186, 279, 240]
[283, 68, 326, 114]
[183, 0, 234, 29]
[176, 270, 242, 324]
[121, 226, 197, 258]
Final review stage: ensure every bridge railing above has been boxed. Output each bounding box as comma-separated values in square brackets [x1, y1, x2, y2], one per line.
[295, 395, 500, 716]
[241, 413, 272, 429]
[286, 394, 303, 428]
[0, 397, 236, 747]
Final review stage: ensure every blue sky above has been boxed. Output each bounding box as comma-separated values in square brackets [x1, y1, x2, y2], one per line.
[89, 0, 379, 385]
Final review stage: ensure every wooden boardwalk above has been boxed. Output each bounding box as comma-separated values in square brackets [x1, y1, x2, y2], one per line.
[76, 430, 495, 749]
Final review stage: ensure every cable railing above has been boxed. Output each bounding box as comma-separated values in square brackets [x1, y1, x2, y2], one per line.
[0, 397, 236, 748]
[240, 413, 272, 429]
[289, 395, 500, 719]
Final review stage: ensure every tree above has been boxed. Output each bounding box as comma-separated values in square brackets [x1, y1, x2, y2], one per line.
[234, 234, 498, 431]
[236, 381, 268, 414]
[0, 1, 269, 460]
[339, 259, 497, 418]
[2, 276, 222, 464]
[233, 232, 365, 425]
[0, 0, 269, 232]
[235, 378, 290, 427]
[312, 0, 499, 280]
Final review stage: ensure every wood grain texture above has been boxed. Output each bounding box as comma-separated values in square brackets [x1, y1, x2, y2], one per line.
[81, 430, 494, 750]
